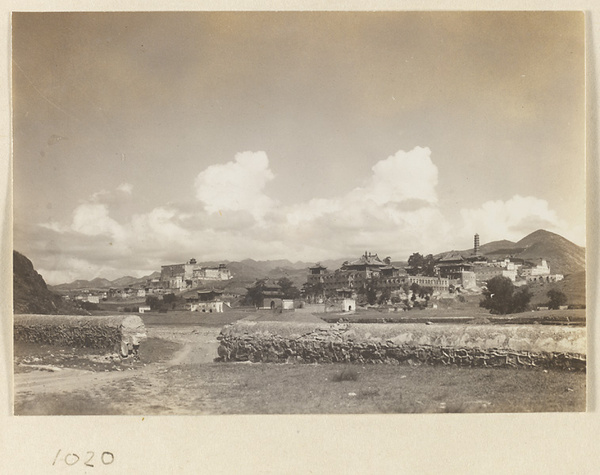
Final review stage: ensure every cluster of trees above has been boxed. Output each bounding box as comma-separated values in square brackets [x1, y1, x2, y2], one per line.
[479, 276, 532, 314]
[406, 253, 437, 277]
[145, 293, 177, 312]
[355, 279, 433, 308]
[480, 276, 570, 314]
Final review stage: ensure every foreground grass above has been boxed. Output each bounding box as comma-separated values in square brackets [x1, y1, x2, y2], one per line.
[15, 362, 585, 415]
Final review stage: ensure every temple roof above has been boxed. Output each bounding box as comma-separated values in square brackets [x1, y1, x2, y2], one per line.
[345, 252, 387, 268]
[438, 251, 466, 263]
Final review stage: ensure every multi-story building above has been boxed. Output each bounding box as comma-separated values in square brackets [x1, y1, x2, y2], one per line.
[161, 259, 232, 289]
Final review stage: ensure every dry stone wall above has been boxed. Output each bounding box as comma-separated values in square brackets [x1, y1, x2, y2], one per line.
[217, 321, 586, 370]
[14, 314, 147, 357]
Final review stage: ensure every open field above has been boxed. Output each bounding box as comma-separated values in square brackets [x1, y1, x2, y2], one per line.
[13, 308, 586, 415]
[323, 308, 586, 325]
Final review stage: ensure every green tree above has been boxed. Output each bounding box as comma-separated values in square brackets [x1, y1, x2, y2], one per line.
[547, 289, 568, 309]
[480, 276, 532, 314]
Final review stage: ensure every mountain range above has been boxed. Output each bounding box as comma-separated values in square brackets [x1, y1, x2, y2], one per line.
[47, 229, 585, 291]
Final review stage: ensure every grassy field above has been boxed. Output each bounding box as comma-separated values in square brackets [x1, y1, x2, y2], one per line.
[14, 360, 585, 415]
[323, 308, 586, 325]
[14, 306, 586, 415]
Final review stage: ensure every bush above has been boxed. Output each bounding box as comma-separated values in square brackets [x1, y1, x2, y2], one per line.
[79, 301, 99, 311]
[331, 367, 359, 382]
[547, 289, 568, 309]
[480, 276, 532, 314]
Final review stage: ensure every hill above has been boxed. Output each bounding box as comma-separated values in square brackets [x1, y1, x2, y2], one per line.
[13, 251, 83, 315]
[527, 271, 586, 307]
[457, 229, 585, 276]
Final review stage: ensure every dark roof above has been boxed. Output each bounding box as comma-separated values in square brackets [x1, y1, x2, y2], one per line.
[309, 263, 327, 270]
[438, 251, 465, 262]
[345, 253, 387, 268]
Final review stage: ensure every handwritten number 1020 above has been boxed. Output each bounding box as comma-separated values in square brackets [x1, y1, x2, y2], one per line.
[52, 449, 114, 467]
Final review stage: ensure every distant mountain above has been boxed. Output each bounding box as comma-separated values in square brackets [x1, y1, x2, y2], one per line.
[49, 230, 583, 291]
[50, 271, 161, 292]
[456, 229, 585, 276]
[13, 251, 83, 315]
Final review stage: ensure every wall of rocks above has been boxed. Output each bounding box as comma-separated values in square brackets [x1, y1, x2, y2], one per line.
[14, 314, 147, 357]
[217, 321, 586, 370]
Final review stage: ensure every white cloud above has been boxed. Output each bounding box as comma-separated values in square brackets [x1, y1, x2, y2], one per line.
[130, 207, 191, 246]
[71, 203, 126, 241]
[194, 151, 276, 221]
[362, 146, 438, 205]
[29, 147, 583, 285]
[117, 182, 133, 194]
[280, 146, 447, 258]
[460, 195, 570, 243]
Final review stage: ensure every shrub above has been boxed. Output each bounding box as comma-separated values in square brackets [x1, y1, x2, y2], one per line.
[331, 367, 359, 382]
[547, 289, 568, 309]
[480, 276, 532, 314]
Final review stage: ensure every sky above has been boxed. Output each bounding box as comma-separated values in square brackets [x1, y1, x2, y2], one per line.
[11, 11, 586, 285]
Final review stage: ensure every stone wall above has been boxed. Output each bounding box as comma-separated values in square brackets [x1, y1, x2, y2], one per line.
[14, 314, 147, 357]
[217, 321, 585, 370]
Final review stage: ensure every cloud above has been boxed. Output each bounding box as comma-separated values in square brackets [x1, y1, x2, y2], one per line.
[71, 203, 126, 241]
[30, 147, 453, 283]
[361, 146, 438, 205]
[280, 146, 447, 258]
[460, 195, 570, 243]
[117, 182, 133, 194]
[194, 151, 276, 221]
[27, 147, 581, 285]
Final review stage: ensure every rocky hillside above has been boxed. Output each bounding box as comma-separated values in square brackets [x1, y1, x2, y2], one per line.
[13, 251, 82, 315]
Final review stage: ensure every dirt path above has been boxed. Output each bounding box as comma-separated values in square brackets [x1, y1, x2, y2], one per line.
[14, 325, 222, 397]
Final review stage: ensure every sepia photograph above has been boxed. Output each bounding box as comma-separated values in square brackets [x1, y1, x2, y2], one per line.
[11, 11, 586, 416]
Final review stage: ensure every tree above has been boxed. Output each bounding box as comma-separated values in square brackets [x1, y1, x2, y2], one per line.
[480, 276, 532, 314]
[302, 282, 324, 303]
[419, 286, 434, 299]
[365, 279, 378, 305]
[277, 277, 301, 299]
[163, 293, 177, 309]
[407, 253, 437, 276]
[512, 287, 533, 313]
[378, 288, 391, 305]
[407, 253, 424, 276]
[244, 279, 268, 307]
[547, 289, 568, 309]
[145, 295, 160, 311]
